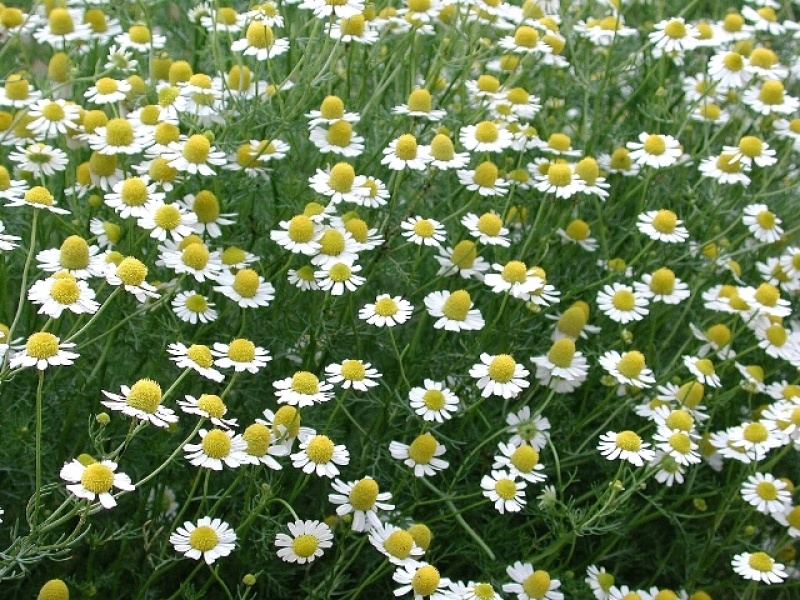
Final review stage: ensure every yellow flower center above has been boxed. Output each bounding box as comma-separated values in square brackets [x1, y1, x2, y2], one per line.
[49, 9, 75, 35]
[126, 378, 162, 414]
[412, 565, 440, 596]
[154, 204, 181, 231]
[610, 147, 632, 170]
[183, 344, 212, 369]
[25, 332, 60, 359]
[95, 77, 119, 96]
[643, 135, 667, 155]
[295, 266, 315, 281]
[759, 80, 784, 105]
[374, 297, 399, 317]
[547, 339, 576, 368]
[80, 463, 114, 494]
[245, 21, 274, 47]
[319, 229, 347, 256]
[715, 154, 740, 174]
[188, 525, 219, 552]
[408, 433, 438, 464]
[665, 409, 694, 431]
[474, 121, 499, 143]
[510, 445, 539, 472]
[41, 101, 66, 123]
[406, 89, 432, 112]
[185, 294, 208, 314]
[476, 74, 500, 93]
[757, 7, 777, 21]
[547, 133, 571, 152]
[618, 351, 645, 379]
[722, 52, 744, 72]
[105, 118, 134, 147]
[25, 186, 55, 207]
[664, 19, 686, 39]
[488, 354, 517, 383]
[766, 324, 787, 347]
[384, 530, 414, 558]
[227, 65, 252, 91]
[329, 162, 355, 192]
[120, 178, 152, 207]
[653, 591, 678, 600]
[291, 371, 320, 395]
[57, 235, 89, 270]
[556, 306, 587, 338]
[153, 123, 180, 147]
[197, 394, 226, 418]
[395, 134, 418, 160]
[192, 190, 220, 223]
[786, 507, 800, 528]
[407, 523, 432, 550]
[494, 478, 517, 500]
[754, 283, 779, 306]
[344, 219, 368, 243]
[755, 210, 776, 230]
[421, 389, 445, 410]
[611, 289, 635, 311]
[319, 95, 345, 120]
[202, 429, 232, 459]
[748, 552, 774, 572]
[651, 210, 677, 234]
[227, 339, 255, 363]
[232, 269, 260, 298]
[50, 277, 81, 305]
[501, 260, 528, 284]
[597, 572, 615, 592]
[429, 134, 455, 161]
[328, 263, 352, 282]
[575, 158, 599, 185]
[565, 219, 590, 241]
[743, 422, 768, 443]
[547, 163, 572, 187]
[649, 268, 676, 295]
[183, 135, 211, 164]
[326, 120, 353, 148]
[441, 290, 472, 321]
[181, 243, 210, 270]
[290, 534, 318, 558]
[755, 480, 778, 501]
[158, 86, 181, 107]
[37, 579, 70, 600]
[1, 8, 24, 30]
[523, 570, 551, 599]
[129, 24, 151, 44]
[615, 431, 643, 452]
[243, 423, 271, 457]
[349, 478, 379, 510]
[668, 432, 692, 454]
[306, 435, 335, 463]
[340, 360, 366, 381]
[476, 213, 502, 236]
[472, 161, 498, 187]
[340, 14, 366, 35]
[273, 405, 301, 438]
[116, 257, 147, 286]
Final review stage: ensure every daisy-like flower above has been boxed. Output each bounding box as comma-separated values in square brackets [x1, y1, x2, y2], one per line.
[325, 359, 381, 391]
[724, 136, 777, 169]
[599, 350, 656, 389]
[105, 176, 164, 219]
[459, 121, 514, 153]
[167, 342, 225, 383]
[329, 476, 395, 532]
[274, 371, 334, 407]
[184, 428, 248, 470]
[28, 272, 99, 319]
[288, 266, 320, 291]
[106, 257, 160, 303]
[423, 290, 484, 332]
[311, 227, 361, 268]
[484, 261, 544, 300]
[531, 338, 589, 394]
[469, 353, 530, 399]
[743, 80, 800, 116]
[212, 339, 271, 374]
[649, 17, 698, 54]
[731, 551, 787, 584]
[306, 95, 360, 128]
[708, 50, 753, 91]
[8, 145, 69, 179]
[291, 432, 350, 478]
[556, 219, 598, 252]
[498, 24, 547, 54]
[160, 241, 224, 283]
[327, 14, 379, 44]
[356, 177, 390, 207]
[597, 430, 655, 466]
[315, 262, 366, 295]
[596, 283, 649, 324]
[309, 162, 367, 205]
[84, 77, 131, 105]
[698, 153, 751, 186]
[652, 428, 701, 466]
[427, 134, 470, 170]
[60, 459, 134, 509]
[172, 290, 218, 324]
[359, 294, 413, 327]
[178, 191, 237, 238]
[170, 517, 237, 565]
[178, 394, 237, 429]
[10, 332, 79, 371]
[0, 73, 41, 109]
[390, 433, 449, 477]
[241, 420, 289, 469]
[116, 23, 166, 52]
[368, 523, 425, 566]
[534, 161, 586, 199]
[392, 88, 447, 121]
[101, 379, 178, 428]
[271, 215, 322, 256]
[310, 119, 365, 157]
[381, 134, 431, 171]
[461, 212, 510, 247]
[739, 283, 791, 318]
[231, 21, 289, 60]
[408, 379, 460, 422]
[393, 562, 452, 600]
[598, 147, 641, 177]
[493, 442, 546, 484]
[506, 408, 551, 451]
[626, 132, 682, 168]
[435, 241, 490, 281]
[774, 504, 800, 538]
[27, 98, 80, 139]
[36, 236, 105, 280]
[682, 356, 722, 388]
[275, 520, 334, 564]
[503, 562, 564, 600]
[457, 161, 510, 197]
[400, 216, 446, 247]
[88, 118, 151, 156]
[137, 201, 198, 242]
[634, 268, 691, 305]
[213, 269, 275, 309]
[742, 203, 783, 243]
[163, 134, 227, 176]
[481, 470, 527, 514]
[726, 420, 786, 461]
[585, 565, 615, 600]
[741, 472, 792, 515]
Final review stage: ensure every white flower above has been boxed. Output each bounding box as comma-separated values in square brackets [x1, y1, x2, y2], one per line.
[274, 371, 334, 407]
[599, 350, 656, 389]
[368, 523, 425, 566]
[741, 472, 792, 515]
[359, 294, 413, 327]
[742, 203, 783, 243]
[212, 339, 272, 374]
[172, 290, 218, 324]
[596, 283, 649, 324]
[503, 561, 564, 600]
[390, 433, 449, 477]
[167, 343, 225, 383]
[423, 290, 484, 332]
[60, 459, 134, 509]
[626, 132, 683, 168]
[177, 394, 237, 429]
[731, 551, 787, 584]
[28, 273, 99, 319]
[381, 134, 431, 171]
[101, 379, 178, 428]
[325, 359, 381, 391]
[469, 353, 530, 399]
[483, 261, 544, 300]
[597, 430, 655, 466]
[408, 380, 460, 422]
[291, 432, 350, 478]
[10, 332, 79, 371]
[461, 212, 510, 247]
[213, 269, 275, 309]
[170, 516, 237, 564]
[275, 519, 334, 564]
[531, 339, 589, 394]
[328, 476, 395, 532]
[481, 470, 527, 513]
[682, 356, 722, 388]
[393, 562, 452, 600]
[184, 428, 249, 470]
[506, 407, 551, 450]
[493, 442, 546, 483]
[315, 262, 366, 295]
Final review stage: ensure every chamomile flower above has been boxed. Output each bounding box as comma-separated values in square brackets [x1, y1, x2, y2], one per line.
[381, 134, 431, 170]
[481, 470, 527, 514]
[179, 191, 237, 238]
[599, 350, 656, 388]
[427, 134, 470, 170]
[390, 433, 449, 477]
[270, 215, 322, 256]
[698, 153, 751, 186]
[88, 118, 151, 155]
[212, 339, 271, 374]
[423, 290, 484, 332]
[393, 562, 452, 600]
[213, 269, 275, 309]
[36, 236, 105, 280]
[459, 121, 514, 153]
[401, 216, 447, 247]
[116, 23, 166, 52]
[435, 241, 490, 280]
[242, 421, 289, 469]
[457, 161, 510, 196]
[329, 476, 395, 532]
[163, 134, 227, 176]
[274, 371, 333, 407]
[275, 520, 334, 564]
[9, 332, 79, 371]
[356, 177, 390, 207]
[101, 378, 178, 428]
[598, 147, 641, 176]
[596, 283, 649, 324]
[359, 294, 413, 327]
[682, 356, 722, 388]
[723, 136, 777, 168]
[184, 428, 248, 470]
[534, 161, 586, 199]
[493, 442, 546, 484]
[315, 262, 365, 295]
[368, 523, 425, 566]
[172, 290, 218, 324]
[743, 80, 800, 116]
[743, 203, 783, 243]
[585, 565, 615, 600]
[634, 268, 691, 304]
[325, 359, 381, 391]
[170, 517, 237, 564]
[137, 201, 198, 242]
[484, 261, 544, 300]
[708, 50, 753, 91]
[597, 430, 655, 466]
[310, 120, 365, 157]
[506, 408, 551, 451]
[530, 338, 589, 394]
[306, 95, 360, 128]
[469, 353, 530, 399]
[392, 88, 447, 121]
[653, 428, 701, 466]
[741, 472, 792, 515]
[291, 432, 350, 478]
[84, 77, 131, 105]
[461, 212, 510, 247]
[288, 266, 319, 291]
[309, 162, 367, 205]
[408, 380, 460, 422]
[28, 272, 99, 318]
[731, 551, 787, 584]
[0, 73, 41, 109]
[27, 98, 80, 139]
[739, 283, 791, 318]
[627, 132, 682, 168]
[60, 459, 134, 509]
[160, 242, 224, 283]
[167, 343, 225, 383]
[178, 394, 237, 429]
[8, 144, 68, 178]
[556, 219, 598, 251]
[503, 562, 564, 600]
[726, 420, 785, 460]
